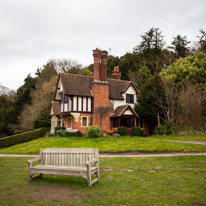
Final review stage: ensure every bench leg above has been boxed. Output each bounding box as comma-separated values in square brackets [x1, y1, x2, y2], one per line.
[96, 167, 100, 182]
[87, 165, 92, 187]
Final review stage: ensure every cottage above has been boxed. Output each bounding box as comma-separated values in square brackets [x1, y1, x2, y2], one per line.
[50, 48, 150, 135]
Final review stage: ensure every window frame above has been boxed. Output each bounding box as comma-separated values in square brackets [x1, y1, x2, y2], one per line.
[126, 94, 134, 104]
[81, 116, 88, 127]
[64, 94, 69, 103]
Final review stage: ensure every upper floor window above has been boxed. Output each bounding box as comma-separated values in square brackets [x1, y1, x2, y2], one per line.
[64, 94, 68, 103]
[126, 94, 134, 104]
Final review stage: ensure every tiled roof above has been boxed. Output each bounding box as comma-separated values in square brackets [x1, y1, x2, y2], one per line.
[51, 101, 60, 115]
[59, 73, 139, 100]
[111, 104, 139, 118]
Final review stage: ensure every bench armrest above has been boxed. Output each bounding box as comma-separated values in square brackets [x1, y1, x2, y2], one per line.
[86, 158, 98, 166]
[27, 157, 41, 164]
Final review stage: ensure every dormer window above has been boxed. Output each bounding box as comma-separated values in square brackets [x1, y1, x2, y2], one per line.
[64, 95, 68, 103]
[126, 94, 134, 104]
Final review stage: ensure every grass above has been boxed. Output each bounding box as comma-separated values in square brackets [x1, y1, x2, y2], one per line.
[147, 134, 206, 141]
[0, 135, 206, 154]
[0, 156, 206, 206]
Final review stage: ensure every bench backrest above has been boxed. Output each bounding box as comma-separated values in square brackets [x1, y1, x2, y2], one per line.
[40, 148, 99, 166]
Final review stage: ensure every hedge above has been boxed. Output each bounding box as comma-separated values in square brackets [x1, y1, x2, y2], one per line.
[117, 126, 127, 136]
[0, 127, 47, 148]
[131, 127, 141, 136]
[54, 127, 65, 135]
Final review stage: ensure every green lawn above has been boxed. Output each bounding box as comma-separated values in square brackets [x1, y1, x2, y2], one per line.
[1, 136, 206, 154]
[147, 134, 206, 141]
[0, 156, 206, 206]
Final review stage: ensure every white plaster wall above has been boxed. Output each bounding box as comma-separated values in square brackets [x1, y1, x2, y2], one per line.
[55, 88, 61, 100]
[78, 96, 82, 111]
[113, 85, 137, 109]
[69, 97, 71, 111]
[83, 97, 87, 111]
[73, 96, 77, 111]
[64, 103, 68, 111]
[124, 109, 133, 115]
[88, 97, 91, 112]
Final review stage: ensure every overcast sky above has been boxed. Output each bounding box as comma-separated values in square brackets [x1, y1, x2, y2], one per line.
[0, 0, 206, 91]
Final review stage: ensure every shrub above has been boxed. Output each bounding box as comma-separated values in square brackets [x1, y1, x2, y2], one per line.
[0, 128, 46, 148]
[75, 131, 82, 137]
[154, 121, 174, 135]
[87, 126, 101, 138]
[107, 130, 113, 136]
[64, 131, 76, 137]
[118, 127, 127, 136]
[54, 127, 65, 135]
[131, 127, 141, 136]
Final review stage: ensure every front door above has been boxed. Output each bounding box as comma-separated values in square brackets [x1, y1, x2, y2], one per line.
[67, 118, 72, 129]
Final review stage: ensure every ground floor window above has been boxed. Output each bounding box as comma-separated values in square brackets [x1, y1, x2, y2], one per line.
[82, 117, 88, 127]
[57, 117, 61, 127]
[113, 118, 119, 127]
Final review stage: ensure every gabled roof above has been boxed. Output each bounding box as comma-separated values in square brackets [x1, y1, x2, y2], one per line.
[110, 104, 139, 118]
[50, 101, 60, 116]
[57, 73, 139, 100]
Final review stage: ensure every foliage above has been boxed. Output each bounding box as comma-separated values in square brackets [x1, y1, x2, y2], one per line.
[54, 127, 65, 135]
[161, 52, 206, 87]
[131, 127, 141, 136]
[107, 55, 120, 78]
[107, 130, 113, 136]
[33, 106, 51, 129]
[86, 126, 101, 138]
[117, 127, 127, 136]
[133, 27, 165, 74]
[154, 121, 174, 135]
[197, 29, 206, 52]
[171, 34, 191, 58]
[0, 128, 46, 148]
[75, 131, 82, 137]
[56, 129, 76, 137]
[135, 74, 164, 123]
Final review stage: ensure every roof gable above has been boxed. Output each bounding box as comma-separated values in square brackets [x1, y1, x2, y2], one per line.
[111, 104, 139, 118]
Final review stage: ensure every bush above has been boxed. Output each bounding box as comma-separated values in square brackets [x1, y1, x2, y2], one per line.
[118, 127, 127, 136]
[0, 128, 46, 148]
[87, 126, 101, 138]
[107, 130, 113, 136]
[154, 121, 174, 135]
[131, 127, 141, 136]
[75, 131, 82, 137]
[54, 127, 65, 135]
[64, 131, 76, 137]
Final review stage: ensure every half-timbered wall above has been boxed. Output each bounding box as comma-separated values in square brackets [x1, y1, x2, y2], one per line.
[61, 94, 93, 113]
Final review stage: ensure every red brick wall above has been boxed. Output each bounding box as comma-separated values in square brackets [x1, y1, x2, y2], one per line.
[63, 113, 93, 133]
[92, 82, 113, 133]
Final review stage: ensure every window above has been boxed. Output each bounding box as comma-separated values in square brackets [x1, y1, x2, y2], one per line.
[64, 95, 68, 103]
[113, 118, 119, 127]
[57, 116, 61, 127]
[126, 94, 134, 103]
[82, 117, 87, 127]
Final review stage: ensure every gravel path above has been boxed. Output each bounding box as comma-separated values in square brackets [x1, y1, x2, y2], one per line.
[0, 152, 206, 158]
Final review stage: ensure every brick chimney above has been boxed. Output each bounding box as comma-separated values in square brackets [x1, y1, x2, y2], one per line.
[92, 48, 101, 81]
[112, 66, 121, 80]
[100, 50, 108, 81]
[92, 48, 113, 133]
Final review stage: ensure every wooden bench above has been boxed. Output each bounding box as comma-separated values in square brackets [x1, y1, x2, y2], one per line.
[27, 148, 100, 187]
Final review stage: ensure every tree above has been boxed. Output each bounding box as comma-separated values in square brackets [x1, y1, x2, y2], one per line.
[133, 27, 165, 74]
[197, 29, 206, 53]
[171, 34, 191, 58]
[161, 51, 206, 87]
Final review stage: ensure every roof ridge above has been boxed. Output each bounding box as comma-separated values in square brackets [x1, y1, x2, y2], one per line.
[60, 73, 93, 78]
